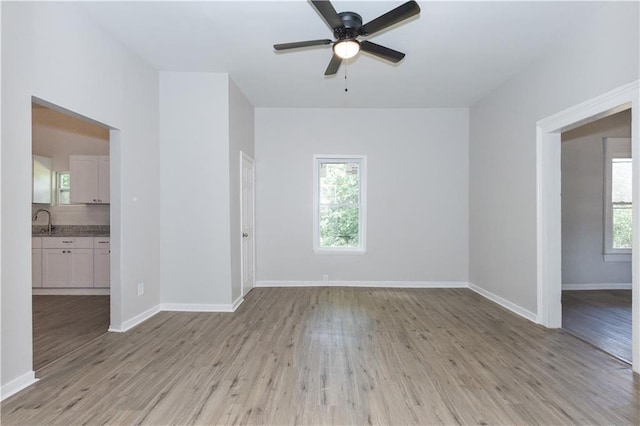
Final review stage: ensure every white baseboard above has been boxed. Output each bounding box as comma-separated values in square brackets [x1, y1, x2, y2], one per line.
[33, 288, 110, 296]
[562, 283, 632, 290]
[109, 304, 161, 332]
[160, 303, 237, 312]
[255, 280, 469, 288]
[1, 371, 38, 402]
[468, 283, 537, 323]
[232, 296, 244, 311]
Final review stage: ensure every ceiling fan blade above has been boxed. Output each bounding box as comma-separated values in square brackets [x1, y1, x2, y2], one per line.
[274, 39, 333, 50]
[310, 0, 343, 30]
[324, 54, 342, 75]
[359, 1, 420, 36]
[360, 41, 405, 63]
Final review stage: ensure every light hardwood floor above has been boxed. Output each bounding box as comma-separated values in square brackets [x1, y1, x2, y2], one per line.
[562, 290, 632, 363]
[3, 288, 639, 425]
[32, 295, 110, 371]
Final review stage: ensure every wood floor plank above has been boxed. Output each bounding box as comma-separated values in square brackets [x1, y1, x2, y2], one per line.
[562, 290, 632, 362]
[32, 295, 110, 371]
[3, 288, 639, 425]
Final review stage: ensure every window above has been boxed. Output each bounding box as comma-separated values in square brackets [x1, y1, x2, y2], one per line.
[57, 171, 71, 205]
[313, 155, 366, 254]
[604, 137, 632, 261]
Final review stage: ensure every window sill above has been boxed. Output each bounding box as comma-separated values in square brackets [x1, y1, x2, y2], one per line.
[603, 253, 631, 262]
[314, 247, 366, 256]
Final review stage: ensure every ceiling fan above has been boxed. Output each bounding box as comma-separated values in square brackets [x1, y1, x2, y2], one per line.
[273, 1, 421, 76]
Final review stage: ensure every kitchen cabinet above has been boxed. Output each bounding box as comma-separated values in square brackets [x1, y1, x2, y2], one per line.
[42, 237, 94, 288]
[94, 237, 110, 288]
[32, 155, 52, 204]
[32, 237, 42, 288]
[70, 155, 110, 204]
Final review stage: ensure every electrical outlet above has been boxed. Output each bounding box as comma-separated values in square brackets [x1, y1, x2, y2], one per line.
[322, 274, 329, 283]
[137, 282, 144, 296]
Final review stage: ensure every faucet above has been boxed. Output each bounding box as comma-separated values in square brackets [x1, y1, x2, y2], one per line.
[32, 209, 53, 235]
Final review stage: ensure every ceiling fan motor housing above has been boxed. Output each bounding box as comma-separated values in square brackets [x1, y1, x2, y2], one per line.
[334, 12, 363, 40]
[272, 1, 421, 75]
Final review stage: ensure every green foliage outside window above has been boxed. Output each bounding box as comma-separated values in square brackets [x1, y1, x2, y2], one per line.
[613, 206, 632, 249]
[319, 163, 360, 248]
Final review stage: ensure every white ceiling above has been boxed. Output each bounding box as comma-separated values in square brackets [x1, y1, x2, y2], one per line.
[79, 1, 605, 108]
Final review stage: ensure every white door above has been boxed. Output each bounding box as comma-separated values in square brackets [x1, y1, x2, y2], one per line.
[69, 249, 94, 287]
[98, 156, 110, 204]
[94, 248, 110, 288]
[70, 155, 99, 203]
[240, 152, 255, 296]
[43, 249, 70, 287]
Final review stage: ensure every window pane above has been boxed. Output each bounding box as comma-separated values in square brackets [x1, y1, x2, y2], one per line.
[58, 172, 71, 205]
[59, 190, 70, 205]
[319, 206, 359, 247]
[60, 173, 70, 190]
[612, 159, 632, 203]
[320, 163, 359, 205]
[613, 204, 632, 249]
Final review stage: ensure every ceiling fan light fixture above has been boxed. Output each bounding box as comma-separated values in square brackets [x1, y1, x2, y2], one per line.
[333, 40, 360, 59]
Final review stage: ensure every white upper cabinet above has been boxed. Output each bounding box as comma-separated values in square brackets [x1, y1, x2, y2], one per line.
[70, 155, 110, 204]
[98, 156, 110, 204]
[32, 155, 52, 204]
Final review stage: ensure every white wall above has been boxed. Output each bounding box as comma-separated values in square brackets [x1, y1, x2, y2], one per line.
[228, 79, 255, 302]
[255, 108, 469, 284]
[562, 110, 632, 286]
[159, 72, 232, 306]
[469, 2, 639, 313]
[32, 106, 110, 226]
[2, 2, 160, 392]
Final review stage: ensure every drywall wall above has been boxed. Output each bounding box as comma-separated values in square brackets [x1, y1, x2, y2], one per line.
[159, 72, 232, 306]
[32, 106, 110, 225]
[228, 78, 255, 302]
[561, 110, 632, 286]
[2, 2, 160, 393]
[469, 2, 639, 313]
[255, 108, 469, 283]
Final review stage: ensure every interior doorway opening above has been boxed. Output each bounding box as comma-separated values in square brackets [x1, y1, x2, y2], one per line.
[31, 100, 112, 371]
[560, 109, 632, 363]
[536, 80, 639, 373]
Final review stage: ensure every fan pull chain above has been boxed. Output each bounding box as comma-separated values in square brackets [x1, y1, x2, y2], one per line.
[344, 60, 349, 93]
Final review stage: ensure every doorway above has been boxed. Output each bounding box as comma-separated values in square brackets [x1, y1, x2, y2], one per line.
[536, 80, 640, 373]
[31, 101, 111, 370]
[560, 110, 632, 362]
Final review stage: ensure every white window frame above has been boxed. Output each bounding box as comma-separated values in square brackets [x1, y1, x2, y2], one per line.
[313, 154, 367, 255]
[603, 137, 632, 262]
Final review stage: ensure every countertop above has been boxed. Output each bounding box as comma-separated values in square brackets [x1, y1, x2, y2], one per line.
[32, 225, 110, 238]
[32, 232, 110, 238]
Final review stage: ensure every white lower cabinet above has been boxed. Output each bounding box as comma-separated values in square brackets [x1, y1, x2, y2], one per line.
[70, 249, 94, 287]
[94, 238, 110, 288]
[32, 246, 42, 288]
[43, 249, 71, 287]
[39, 237, 108, 289]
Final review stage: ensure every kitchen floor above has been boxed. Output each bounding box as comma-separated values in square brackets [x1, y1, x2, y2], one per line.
[32, 295, 110, 371]
[562, 290, 631, 363]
